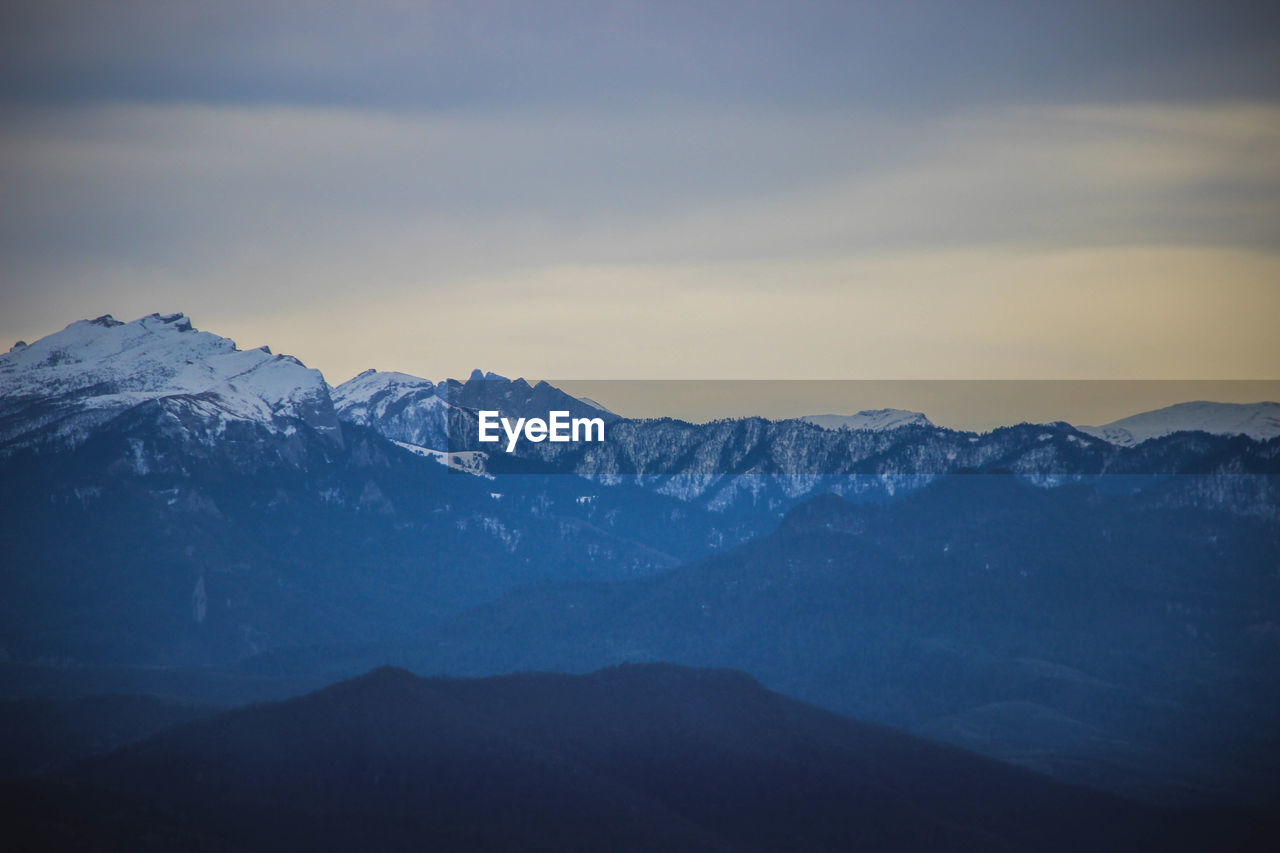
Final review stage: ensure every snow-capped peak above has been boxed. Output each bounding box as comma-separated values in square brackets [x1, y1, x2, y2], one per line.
[801, 409, 933, 432]
[1077, 401, 1280, 446]
[331, 369, 449, 449]
[0, 312, 339, 451]
[332, 369, 439, 407]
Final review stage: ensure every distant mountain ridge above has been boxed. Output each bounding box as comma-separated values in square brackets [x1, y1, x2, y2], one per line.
[3, 312, 1277, 524]
[4, 313, 1275, 461]
[1080, 400, 1280, 445]
[802, 408, 933, 431]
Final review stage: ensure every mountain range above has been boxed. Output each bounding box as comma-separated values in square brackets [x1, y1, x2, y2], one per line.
[5, 314, 1277, 462]
[1, 312, 1278, 826]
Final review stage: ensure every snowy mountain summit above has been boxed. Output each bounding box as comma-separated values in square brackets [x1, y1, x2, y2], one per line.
[801, 409, 933, 431]
[0, 313, 339, 452]
[331, 369, 451, 450]
[1078, 401, 1280, 446]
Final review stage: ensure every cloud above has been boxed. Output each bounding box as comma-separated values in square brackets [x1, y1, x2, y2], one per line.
[2, 3, 1276, 394]
[1, 99, 1278, 381]
[1, 1, 1277, 109]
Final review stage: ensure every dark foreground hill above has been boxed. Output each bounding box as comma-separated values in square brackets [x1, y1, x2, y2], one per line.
[4, 664, 1270, 852]
[0, 692, 217, 779]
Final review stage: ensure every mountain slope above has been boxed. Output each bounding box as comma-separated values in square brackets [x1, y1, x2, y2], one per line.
[13, 664, 1250, 852]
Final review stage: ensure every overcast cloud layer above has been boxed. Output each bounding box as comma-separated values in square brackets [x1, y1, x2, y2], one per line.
[2, 1, 1278, 384]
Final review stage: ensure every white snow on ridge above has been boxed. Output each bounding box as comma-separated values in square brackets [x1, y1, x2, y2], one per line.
[801, 409, 933, 432]
[8, 313, 1275, 459]
[1078, 401, 1280, 446]
[331, 369, 443, 414]
[0, 313, 337, 449]
[332, 369, 449, 449]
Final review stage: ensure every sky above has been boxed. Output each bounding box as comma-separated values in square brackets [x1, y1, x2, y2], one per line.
[2, 0, 1279, 391]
